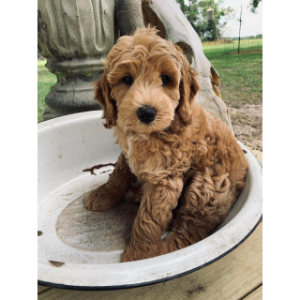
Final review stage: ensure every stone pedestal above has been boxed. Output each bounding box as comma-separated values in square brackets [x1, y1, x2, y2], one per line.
[38, 0, 117, 120]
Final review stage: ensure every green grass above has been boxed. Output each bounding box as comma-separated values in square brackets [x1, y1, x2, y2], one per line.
[203, 39, 262, 107]
[203, 39, 264, 58]
[38, 60, 56, 122]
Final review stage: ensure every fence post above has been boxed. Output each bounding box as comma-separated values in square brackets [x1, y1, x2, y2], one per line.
[238, 5, 242, 54]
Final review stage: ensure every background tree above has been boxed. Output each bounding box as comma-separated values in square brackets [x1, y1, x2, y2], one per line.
[175, 0, 235, 41]
[249, 0, 262, 13]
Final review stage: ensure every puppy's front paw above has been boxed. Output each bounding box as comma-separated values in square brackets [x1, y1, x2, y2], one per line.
[85, 185, 118, 212]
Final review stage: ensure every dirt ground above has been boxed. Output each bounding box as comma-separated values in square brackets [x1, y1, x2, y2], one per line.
[229, 104, 262, 152]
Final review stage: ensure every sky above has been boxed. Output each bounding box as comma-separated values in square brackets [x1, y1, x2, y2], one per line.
[183, 0, 263, 37]
[219, 0, 262, 37]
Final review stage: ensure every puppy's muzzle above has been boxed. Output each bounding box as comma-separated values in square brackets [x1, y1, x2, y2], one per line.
[137, 106, 156, 124]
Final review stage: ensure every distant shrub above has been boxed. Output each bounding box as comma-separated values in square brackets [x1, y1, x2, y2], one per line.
[202, 38, 234, 46]
[223, 38, 234, 44]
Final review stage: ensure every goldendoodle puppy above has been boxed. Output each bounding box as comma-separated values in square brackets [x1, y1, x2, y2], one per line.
[85, 28, 249, 262]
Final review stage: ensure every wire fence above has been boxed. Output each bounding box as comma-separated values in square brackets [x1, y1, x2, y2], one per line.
[202, 28, 262, 58]
[223, 24, 263, 53]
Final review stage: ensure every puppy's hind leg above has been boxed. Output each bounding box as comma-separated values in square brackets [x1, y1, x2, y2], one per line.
[161, 171, 236, 254]
[85, 153, 134, 212]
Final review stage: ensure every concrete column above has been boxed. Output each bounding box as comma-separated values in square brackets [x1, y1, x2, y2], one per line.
[38, 0, 117, 120]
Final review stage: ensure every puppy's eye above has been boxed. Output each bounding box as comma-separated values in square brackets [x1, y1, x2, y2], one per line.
[123, 76, 134, 86]
[161, 75, 170, 86]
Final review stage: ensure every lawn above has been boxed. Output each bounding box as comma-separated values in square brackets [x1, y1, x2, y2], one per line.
[38, 60, 56, 122]
[205, 52, 262, 107]
[202, 39, 262, 108]
[202, 39, 262, 59]
[202, 40, 262, 151]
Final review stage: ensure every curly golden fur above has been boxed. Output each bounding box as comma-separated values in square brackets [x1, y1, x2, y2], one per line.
[85, 28, 249, 262]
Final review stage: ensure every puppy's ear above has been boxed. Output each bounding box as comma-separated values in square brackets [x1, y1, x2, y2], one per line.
[177, 54, 200, 126]
[94, 68, 117, 128]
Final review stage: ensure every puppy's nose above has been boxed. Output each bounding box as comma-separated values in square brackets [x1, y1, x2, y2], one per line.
[137, 106, 156, 124]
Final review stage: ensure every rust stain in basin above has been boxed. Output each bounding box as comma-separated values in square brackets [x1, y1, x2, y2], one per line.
[48, 260, 65, 267]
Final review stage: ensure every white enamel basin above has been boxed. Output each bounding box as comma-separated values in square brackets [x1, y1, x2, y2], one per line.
[38, 111, 262, 290]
